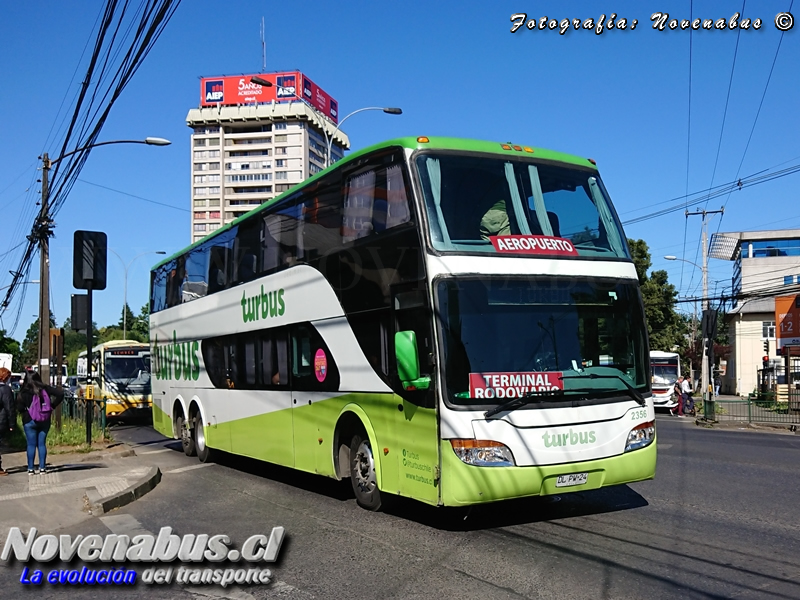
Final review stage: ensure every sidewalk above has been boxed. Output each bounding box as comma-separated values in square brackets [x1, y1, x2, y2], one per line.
[0, 443, 160, 538]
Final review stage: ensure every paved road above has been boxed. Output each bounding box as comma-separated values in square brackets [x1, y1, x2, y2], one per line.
[2, 416, 799, 599]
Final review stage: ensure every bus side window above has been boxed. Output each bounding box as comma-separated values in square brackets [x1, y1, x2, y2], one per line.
[348, 310, 390, 379]
[259, 330, 288, 386]
[290, 324, 339, 391]
[302, 178, 342, 261]
[233, 219, 261, 284]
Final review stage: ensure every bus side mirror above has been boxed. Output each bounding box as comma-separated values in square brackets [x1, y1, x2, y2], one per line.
[395, 331, 430, 391]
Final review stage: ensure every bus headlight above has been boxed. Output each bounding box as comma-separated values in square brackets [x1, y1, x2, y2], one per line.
[450, 439, 515, 467]
[624, 421, 655, 452]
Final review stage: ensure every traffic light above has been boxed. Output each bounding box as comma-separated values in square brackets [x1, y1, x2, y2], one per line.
[764, 340, 770, 354]
[763, 356, 770, 369]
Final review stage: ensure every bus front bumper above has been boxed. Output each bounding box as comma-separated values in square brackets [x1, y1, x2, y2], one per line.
[439, 438, 657, 507]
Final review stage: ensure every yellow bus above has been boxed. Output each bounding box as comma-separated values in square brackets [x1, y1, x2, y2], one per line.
[77, 340, 153, 421]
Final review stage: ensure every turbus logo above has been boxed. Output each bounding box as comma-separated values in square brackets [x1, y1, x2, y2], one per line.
[241, 286, 285, 323]
[542, 429, 596, 448]
[153, 331, 200, 382]
[204, 80, 224, 103]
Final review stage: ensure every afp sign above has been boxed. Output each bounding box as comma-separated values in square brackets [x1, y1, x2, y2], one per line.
[199, 72, 339, 122]
[204, 80, 224, 103]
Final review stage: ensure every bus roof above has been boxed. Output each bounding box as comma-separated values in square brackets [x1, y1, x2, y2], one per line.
[152, 136, 600, 271]
[650, 351, 679, 358]
[78, 340, 149, 357]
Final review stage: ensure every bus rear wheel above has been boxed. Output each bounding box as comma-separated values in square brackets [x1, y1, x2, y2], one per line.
[195, 414, 215, 463]
[178, 415, 196, 457]
[349, 430, 382, 511]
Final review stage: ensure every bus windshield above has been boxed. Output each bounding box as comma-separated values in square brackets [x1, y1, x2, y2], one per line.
[104, 354, 151, 393]
[415, 153, 629, 258]
[436, 278, 648, 406]
[651, 362, 679, 386]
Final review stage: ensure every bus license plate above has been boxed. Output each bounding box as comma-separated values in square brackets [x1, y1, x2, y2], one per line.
[556, 472, 588, 487]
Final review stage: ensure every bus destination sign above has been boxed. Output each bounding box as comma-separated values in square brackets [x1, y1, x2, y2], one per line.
[489, 235, 578, 256]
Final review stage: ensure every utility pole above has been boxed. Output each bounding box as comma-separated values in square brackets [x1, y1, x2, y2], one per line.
[37, 154, 53, 385]
[686, 207, 723, 415]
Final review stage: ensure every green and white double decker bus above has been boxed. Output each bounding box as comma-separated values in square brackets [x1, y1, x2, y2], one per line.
[149, 136, 655, 510]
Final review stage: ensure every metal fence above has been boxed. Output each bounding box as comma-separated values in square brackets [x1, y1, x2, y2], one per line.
[702, 392, 800, 426]
[58, 393, 107, 436]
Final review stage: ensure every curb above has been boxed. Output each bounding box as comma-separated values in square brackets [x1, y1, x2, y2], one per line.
[77, 446, 137, 462]
[693, 418, 798, 434]
[84, 465, 162, 516]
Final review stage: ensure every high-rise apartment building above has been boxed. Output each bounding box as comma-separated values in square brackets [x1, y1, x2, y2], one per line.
[186, 71, 349, 244]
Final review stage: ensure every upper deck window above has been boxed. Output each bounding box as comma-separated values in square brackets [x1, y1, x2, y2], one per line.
[415, 153, 629, 259]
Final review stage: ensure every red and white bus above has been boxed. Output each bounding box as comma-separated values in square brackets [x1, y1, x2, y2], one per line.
[650, 351, 679, 409]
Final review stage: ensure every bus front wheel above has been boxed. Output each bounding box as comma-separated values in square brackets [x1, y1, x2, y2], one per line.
[178, 415, 196, 457]
[349, 430, 382, 511]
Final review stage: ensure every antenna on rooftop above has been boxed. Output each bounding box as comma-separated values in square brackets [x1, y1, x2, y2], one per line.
[260, 17, 266, 71]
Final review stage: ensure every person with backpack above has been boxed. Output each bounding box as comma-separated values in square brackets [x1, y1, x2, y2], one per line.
[16, 370, 64, 475]
[0, 367, 17, 476]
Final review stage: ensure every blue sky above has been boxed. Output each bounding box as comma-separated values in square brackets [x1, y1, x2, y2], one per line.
[0, 1, 798, 341]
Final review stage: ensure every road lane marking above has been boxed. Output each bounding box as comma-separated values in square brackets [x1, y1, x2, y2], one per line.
[140, 448, 173, 454]
[166, 463, 215, 474]
[100, 513, 153, 538]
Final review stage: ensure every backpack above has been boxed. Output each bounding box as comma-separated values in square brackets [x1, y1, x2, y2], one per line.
[28, 388, 52, 422]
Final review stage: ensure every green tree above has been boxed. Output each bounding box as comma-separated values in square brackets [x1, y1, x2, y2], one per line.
[118, 303, 136, 332]
[19, 314, 57, 369]
[131, 303, 150, 340]
[0, 329, 22, 370]
[627, 239, 686, 352]
[62, 317, 99, 375]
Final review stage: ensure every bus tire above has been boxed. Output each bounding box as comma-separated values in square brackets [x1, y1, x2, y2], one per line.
[194, 414, 215, 463]
[178, 414, 196, 457]
[349, 430, 382, 511]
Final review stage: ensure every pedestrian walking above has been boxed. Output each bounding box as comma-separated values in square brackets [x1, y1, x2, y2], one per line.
[714, 376, 721, 398]
[16, 370, 64, 475]
[671, 376, 685, 416]
[682, 375, 695, 417]
[0, 367, 17, 476]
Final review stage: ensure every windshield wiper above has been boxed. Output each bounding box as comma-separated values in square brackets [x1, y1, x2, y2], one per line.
[484, 390, 564, 419]
[559, 373, 646, 406]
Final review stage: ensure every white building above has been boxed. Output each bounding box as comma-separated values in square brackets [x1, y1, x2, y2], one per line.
[186, 73, 350, 244]
[711, 229, 800, 395]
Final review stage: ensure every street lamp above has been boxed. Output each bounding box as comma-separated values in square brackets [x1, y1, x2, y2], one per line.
[35, 137, 171, 384]
[248, 77, 402, 168]
[108, 249, 166, 340]
[249, 76, 336, 167]
[325, 107, 402, 168]
[0, 280, 39, 311]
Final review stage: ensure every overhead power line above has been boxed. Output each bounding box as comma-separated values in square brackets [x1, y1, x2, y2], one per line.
[0, 0, 182, 334]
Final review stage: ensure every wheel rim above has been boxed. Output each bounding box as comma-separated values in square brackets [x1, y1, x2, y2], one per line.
[196, 418, 206, 452]
[180, 419, 191, 448]
[353, 439, 376, 494]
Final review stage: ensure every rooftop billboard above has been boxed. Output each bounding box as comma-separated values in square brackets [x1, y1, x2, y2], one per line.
[200, 71, 338, 123]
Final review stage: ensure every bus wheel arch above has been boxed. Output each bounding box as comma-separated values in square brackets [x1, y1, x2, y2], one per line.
[334, 408, 384, 511]
[171, 400, 186, 439]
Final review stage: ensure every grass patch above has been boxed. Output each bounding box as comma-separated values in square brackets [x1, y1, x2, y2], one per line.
[6, 415, 111, 452]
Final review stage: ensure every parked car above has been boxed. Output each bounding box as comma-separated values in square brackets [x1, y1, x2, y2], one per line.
[10, 372, 23, 391]
[66, 376, 81, 395]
